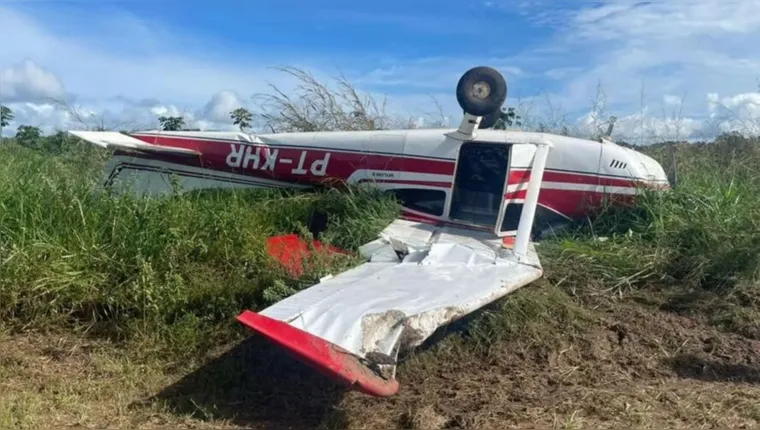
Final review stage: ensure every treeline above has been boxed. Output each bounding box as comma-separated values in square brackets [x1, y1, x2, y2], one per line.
[0, 104, 258, 151]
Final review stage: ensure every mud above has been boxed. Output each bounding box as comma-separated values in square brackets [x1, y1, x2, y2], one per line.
[2, 296, 759, 429]
[332, 300, 760, 429]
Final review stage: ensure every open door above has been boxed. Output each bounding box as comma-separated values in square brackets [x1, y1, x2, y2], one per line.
[448, 142, 511, 230]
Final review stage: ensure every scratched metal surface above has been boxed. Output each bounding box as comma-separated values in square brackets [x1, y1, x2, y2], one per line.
[259, 220, 543, 367]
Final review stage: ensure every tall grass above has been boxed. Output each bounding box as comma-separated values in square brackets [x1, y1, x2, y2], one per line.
[0, 142, 399, 352]
[538, 133, 760, 336]
[1, 132, 759, 355]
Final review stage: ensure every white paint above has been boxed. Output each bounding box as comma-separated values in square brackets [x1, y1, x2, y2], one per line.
[79, 128, 669, 189]
[347, 170, 453, 185]
[259, 219, 543, 378]
[514, 141, 551, 256]
[225, 143, 332, 176]
[258, 135, 550, 380]
[68, 130, 200, 155]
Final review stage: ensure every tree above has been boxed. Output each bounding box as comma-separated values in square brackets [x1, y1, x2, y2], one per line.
[41, 130, 70, 154]
[158, 116, 185, 131]
[15, 125, 42, 149]
[492, 106, 522, 129]
[230, 107, 253, 131]
[1, 105, 13, 128]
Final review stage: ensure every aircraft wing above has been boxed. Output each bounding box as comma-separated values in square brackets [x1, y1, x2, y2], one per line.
[236, 219, 543, 397]
[68, 131, 201, 156]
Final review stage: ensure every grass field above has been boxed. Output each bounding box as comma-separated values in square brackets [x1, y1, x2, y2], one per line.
[1, 132, 759, 429]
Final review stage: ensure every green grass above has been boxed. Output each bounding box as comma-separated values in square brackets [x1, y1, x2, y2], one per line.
[1, 132, 759, 359]
[536, 132, 760, 338]
[1, 134, 760, 430]
[0, 141, 400, 357]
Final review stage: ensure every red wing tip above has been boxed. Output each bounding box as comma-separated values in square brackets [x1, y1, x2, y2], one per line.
[236, 310, 399, 397]
[266, 234, 350, 277]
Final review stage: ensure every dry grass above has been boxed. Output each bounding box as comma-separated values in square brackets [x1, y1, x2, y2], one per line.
[2, 283, 760, 429]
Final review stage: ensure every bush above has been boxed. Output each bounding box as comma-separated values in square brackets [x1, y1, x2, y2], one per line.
[540, 134, 760, 301]
[0, 143, 399, 348]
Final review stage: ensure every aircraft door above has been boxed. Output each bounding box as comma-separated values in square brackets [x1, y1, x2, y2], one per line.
[448, 142, 510, 228]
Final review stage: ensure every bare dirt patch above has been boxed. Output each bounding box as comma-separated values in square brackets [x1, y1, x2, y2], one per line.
[333, 298, 760, 429]
[2, 290, 760, 429]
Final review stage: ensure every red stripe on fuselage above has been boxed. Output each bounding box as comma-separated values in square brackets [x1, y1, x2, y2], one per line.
[129, 135, 455, 182]
[118, 134, 661, 225]
[523, 189, 636, 217]
[509, 169, 639, 188]
[126, 135, 648, 189]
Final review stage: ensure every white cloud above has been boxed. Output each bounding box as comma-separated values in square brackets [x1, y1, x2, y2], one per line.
[0, 5, 323, 135]
[570, 0, 760, 41]
[499, 0, 760, 142]
[704, 91, 760, 136]
[0, 4, 457, 135]
[609, 109, 708, 143]
[0, 59, 66, 102]
[663, 95, 683, 107]
[0, 6, 316, 105]
[202, 91, 246, 124]
[342, 0, 760, 141]
[544, 67, 582, 80]
[5, 102, 76, 134]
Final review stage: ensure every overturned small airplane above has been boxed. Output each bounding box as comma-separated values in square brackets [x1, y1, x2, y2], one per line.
[67, 66, 669, 397]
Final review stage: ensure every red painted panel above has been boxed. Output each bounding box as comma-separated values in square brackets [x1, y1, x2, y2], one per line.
[129, 135, 456, 185]
[236, 310, 400, 397]
[266, 234, 348, 277]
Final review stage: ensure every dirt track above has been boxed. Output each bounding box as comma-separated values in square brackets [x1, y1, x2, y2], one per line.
[2, 287, 760, 429]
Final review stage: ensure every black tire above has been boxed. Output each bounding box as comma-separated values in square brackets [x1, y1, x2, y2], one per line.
[456, 66, 507, 117]
[478, 109, 502, 129]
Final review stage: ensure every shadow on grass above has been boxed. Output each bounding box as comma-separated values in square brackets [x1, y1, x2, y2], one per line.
[665, 354, 760, 384]
[143, 334, 351, 429]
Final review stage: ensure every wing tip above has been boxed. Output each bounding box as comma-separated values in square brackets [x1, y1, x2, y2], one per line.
[236, 310, 399, 397]
[67, 130, 202, 156]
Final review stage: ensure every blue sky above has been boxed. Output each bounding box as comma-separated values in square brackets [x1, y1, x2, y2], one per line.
[2, 0, 760, 141]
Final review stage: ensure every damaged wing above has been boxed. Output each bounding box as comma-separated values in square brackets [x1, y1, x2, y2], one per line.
[236, 219, 543, 396]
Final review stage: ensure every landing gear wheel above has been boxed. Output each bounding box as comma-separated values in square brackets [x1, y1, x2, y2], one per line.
[478, 109, 503, 129]
[456, 66, 507, 117]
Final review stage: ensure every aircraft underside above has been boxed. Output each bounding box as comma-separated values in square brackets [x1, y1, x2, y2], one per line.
[102, 147, 638, 238]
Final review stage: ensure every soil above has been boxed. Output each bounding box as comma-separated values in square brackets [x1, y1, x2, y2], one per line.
[328, 299, 760, 429]
[2, 294, 760, 429]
